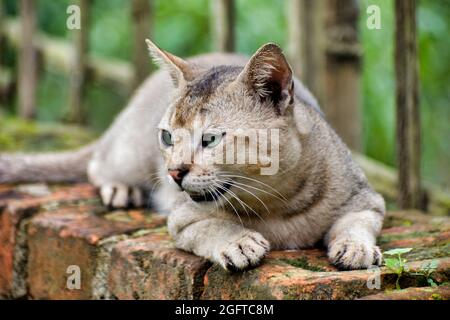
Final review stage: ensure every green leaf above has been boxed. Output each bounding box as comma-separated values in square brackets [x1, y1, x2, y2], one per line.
[428, 260, 439, 270]
[427, 278, 438, 287]
[421, 260, 439, 273]
[383, 248, 413, 256]
[384, 258, 401, 273]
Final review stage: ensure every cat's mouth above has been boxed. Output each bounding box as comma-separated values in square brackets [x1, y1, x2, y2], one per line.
[188, 182, 232, 202]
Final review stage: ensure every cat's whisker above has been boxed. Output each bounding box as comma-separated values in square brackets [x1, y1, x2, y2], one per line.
[208, 185, 225, 210]
[226, 179, 290, 207]
[219, 179, 272, 218]
[204, 189, 217, 214]
[213, 182, 244, 227]
[218, 172, 288, 201]
[219, 184, 251, 220]
[145, 172, 164, 185]
[149, 177, 163, 193]
[206, 186, 220, 213]
[215, 179, 269, 227]
[210, 186, 226, 212]
[146, 172, 161, 179]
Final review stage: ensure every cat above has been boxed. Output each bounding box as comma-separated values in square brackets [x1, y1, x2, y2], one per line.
[0, 40, 385, 271]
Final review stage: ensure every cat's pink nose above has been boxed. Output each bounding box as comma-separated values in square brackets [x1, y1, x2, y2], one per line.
[168, 166, 189, 188]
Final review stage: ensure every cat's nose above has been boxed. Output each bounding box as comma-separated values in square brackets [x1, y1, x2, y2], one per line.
[168, 165, 190, 188]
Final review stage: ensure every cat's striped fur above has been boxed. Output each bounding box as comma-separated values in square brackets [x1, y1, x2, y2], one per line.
[0, 40, 384, 270]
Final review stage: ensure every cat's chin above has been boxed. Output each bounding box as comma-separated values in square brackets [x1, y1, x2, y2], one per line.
[188, 182, 232, 202]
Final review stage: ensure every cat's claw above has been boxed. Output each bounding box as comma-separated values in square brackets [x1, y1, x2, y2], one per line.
[328, 237, 382, 270]
[215, 232, 270, 271]
[100, 184, 144, 208]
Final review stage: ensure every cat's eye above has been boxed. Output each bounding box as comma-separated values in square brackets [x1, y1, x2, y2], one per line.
[161, 130, 173, 146]
[202, 132, 224, 148]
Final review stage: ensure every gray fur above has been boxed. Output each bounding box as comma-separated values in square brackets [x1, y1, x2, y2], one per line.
[0, 40, 385, 270]
[0, 143, 95, 183]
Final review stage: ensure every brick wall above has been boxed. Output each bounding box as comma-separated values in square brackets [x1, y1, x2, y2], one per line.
[0, 183, 449, 300]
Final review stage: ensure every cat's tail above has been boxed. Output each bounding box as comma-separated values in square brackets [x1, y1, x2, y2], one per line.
[0, 142, 96, 183]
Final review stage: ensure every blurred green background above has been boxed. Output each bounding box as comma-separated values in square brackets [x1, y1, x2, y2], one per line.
[1, 0, 449, 189]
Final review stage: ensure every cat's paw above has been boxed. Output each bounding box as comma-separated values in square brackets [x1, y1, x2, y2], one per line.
[100, 184, 144, 208]
[328, 237, 382, 270]
[215, 232, 270, 271]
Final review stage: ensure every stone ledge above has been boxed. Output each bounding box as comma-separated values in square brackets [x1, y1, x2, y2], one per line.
[358, 284, 450, 300]
[0, 183, 449, 300]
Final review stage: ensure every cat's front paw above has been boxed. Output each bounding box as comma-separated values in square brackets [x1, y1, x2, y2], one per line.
[328, 238, 382, 270]
[100, 184, 144, 208]
[215, 232, 270, 271]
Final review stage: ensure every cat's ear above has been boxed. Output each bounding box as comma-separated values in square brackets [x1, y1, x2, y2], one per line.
[237, 43, 294, 114]
[145, 39, 197, 87]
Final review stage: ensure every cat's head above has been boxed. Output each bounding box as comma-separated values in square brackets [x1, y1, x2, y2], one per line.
[147, 40, 301, 204]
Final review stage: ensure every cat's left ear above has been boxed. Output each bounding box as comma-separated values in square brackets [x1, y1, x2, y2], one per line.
[237, 43, 294, 115]
[145, 39, 198, 87]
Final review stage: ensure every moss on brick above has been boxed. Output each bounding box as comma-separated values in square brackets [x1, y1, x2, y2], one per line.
[278, 257, 326, 272]
[403, 244, 450, 261]
[379, 230, 441, 245]
[0, 116, 96, 152]
[431, 293, 443, 300]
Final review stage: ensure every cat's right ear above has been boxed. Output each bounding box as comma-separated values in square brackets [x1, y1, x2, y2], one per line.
[236, 43, 294, 115]
[145, 39, 197, 87]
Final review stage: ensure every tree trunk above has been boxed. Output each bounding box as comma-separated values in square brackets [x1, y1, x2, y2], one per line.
[287, 0, 326, 104]
[324, 0, 362, 151]
[3, 18, 134, 92]
[131, 0, 151, 89]
[0, 0, 5, 66]
[18, 0, 37, 119]
[211, 0, 235, 52]
[287, 0, 361, 151]
[395, 0, 423, 210]
[67, 0, 90, 123]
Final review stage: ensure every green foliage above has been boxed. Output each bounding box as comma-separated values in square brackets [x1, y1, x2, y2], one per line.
[359, 0, 395, 168]
[153, 0, 211, 56]
[410, 260, 440, 288]
[279, 257, 326, 272]
[3, 0, 450, 187]
[383, 248, 412, 290]
[235, 0, 286, 54]
[417, 1, 450, 188]
[0, 115, 96, 152]
[383, 248, 441, 290]
[383, 248, 413, 256]
[360, 0, 450, 187]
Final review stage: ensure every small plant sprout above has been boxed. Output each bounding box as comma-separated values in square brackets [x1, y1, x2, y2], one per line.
[383, 247, 413, 290]
[411, 260, 440, 287]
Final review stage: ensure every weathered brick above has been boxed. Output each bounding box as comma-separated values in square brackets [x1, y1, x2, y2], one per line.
[359, 284, 450, 300]
[1, 184, 450, 300]
[201, 253, 450, 300]
[379, 212, 450, 262]
[201, 254, 377, 300]
[383, 210, 449, 229]
[26, 207, 165, 299]
[0, 183, 98, 298]
[0, 185, 37, 298]
[108, 230, 211, 300]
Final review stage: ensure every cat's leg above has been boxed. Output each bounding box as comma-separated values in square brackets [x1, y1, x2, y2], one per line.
[167, 196, 270, 270]
[99, 183, 144, 208]
[88, 157, 146, 208]
[325, 209, 384, 270]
